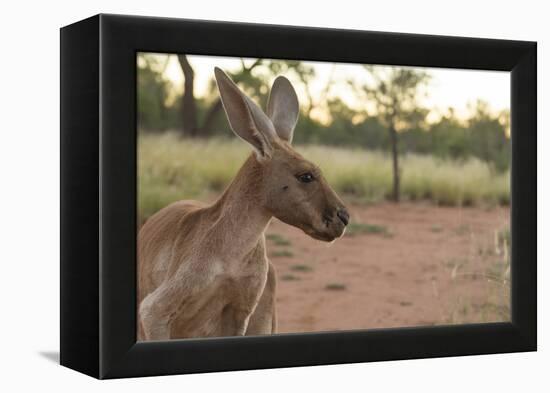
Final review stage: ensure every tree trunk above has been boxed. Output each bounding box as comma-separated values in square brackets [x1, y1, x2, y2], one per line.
[389, 125, 400, 202]
[177, 55, 197, 137]
[199, 98, 223, 135]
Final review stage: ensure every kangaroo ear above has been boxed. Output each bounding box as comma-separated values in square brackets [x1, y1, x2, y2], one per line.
[214, 67, 277, 159]
[267, 76, 299, 143]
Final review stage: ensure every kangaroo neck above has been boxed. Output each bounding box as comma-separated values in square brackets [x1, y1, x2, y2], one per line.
[206, 155, 272, 260]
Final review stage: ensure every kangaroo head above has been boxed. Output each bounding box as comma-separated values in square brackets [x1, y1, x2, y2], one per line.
[214, 67, 349, 242]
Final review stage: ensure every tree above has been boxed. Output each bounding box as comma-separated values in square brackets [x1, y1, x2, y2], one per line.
[177, 55, 198, 136]
[137, 54, 174, 131]
[429, 108, 470, 160]
[355, 66, 430, 201]
[177, 56, 265, 137]
[177, 57, 317, 138]
[467, 100, 510, 172]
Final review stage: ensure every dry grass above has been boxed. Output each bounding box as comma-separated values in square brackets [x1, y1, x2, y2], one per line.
[440, 226, 511, 324]
[138, 132, 510, 222]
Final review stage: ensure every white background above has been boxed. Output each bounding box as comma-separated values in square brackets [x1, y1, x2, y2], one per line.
[0, 0, 546, 391]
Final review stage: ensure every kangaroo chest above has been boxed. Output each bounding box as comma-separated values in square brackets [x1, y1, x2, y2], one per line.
[168, 240, 269, 339]
[218, 243, 270, 311]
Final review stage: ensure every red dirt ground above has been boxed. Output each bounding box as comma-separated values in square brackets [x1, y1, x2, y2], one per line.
[266, 202, 510, 334]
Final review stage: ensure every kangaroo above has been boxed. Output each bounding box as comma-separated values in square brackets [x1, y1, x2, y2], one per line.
[138, 67, 350, 341]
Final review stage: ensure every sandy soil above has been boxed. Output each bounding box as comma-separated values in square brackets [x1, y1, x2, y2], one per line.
[265, 202, 510, 334]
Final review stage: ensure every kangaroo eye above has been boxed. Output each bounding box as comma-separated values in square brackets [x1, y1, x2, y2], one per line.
[297, 172, 315, 183]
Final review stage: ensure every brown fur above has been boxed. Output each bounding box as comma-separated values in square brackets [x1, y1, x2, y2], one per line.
[137, 69, 348, 340]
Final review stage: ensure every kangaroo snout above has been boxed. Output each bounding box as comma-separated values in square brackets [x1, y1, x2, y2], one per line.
[337, 208, 350, 226]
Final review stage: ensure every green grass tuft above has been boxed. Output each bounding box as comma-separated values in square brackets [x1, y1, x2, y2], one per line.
[266, 233, 292, 246]
[281, 274, 300, 281]
[345, 222, 389, 237]
[271, 250, 294, 258]
[290, 264, 313, 272]
[325, 283, 347, 291]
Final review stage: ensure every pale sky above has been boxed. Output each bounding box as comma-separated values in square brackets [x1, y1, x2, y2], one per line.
[141, 53, 510, 123]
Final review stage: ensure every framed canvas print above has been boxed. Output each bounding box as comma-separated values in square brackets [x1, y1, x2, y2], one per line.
[60, 14, 536, 379]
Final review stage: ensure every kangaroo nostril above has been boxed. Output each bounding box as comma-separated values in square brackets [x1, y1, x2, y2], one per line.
[337, 209, 349, 226]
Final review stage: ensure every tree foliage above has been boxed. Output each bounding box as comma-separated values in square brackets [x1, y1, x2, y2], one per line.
[137, 54, 510, 174]
[353, 66, 431, 201]
[137, 55, 178, 131]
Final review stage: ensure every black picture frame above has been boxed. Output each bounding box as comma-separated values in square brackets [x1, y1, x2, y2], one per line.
[60, 14, 536, 379]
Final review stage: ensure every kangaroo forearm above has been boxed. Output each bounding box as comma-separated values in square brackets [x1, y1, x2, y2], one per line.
[139, 294, 173, 340]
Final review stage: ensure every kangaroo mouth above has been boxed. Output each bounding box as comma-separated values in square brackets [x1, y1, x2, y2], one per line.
[302, 223, 345, 242]
[309, 230, 337, 242]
